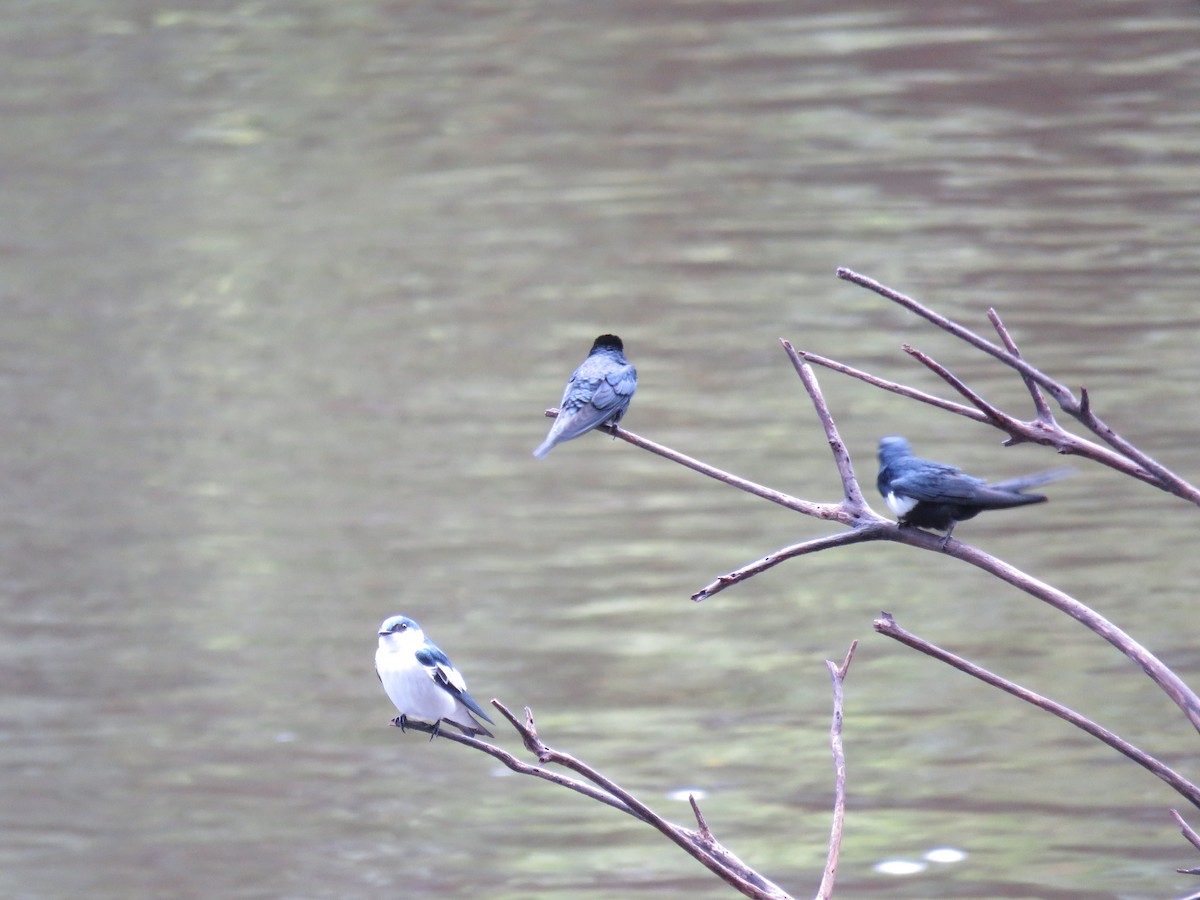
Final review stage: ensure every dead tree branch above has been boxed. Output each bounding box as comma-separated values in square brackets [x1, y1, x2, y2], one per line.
[988, 307, 1056, 425]
[1172, 809, 1200, 878]
[691, 527, 887, 602]
[525, 271, 1200, 889]
[816, 641, 856, 900]
[541, 413, 842, 522]
[392, 643, 858, 900]
[832, 267, 1200, 503]
[393, 700, 797, 900]
[874, 613, 1200, 809]
[562, 338, 1200, 742]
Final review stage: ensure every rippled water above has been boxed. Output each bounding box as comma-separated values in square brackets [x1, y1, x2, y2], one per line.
[3, 2, 1200, 897]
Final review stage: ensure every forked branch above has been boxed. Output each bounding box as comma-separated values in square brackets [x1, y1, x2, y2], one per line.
[526, 270, 1200, 887]
[830, 267, 1200, 503]
[392, 653, 859, 900]
[568, 338, 1200, 741]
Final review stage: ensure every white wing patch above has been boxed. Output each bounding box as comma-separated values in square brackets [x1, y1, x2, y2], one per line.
[432, 661, 468, 694]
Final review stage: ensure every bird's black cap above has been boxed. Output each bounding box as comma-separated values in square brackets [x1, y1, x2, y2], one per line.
[591, 334, 624, 352]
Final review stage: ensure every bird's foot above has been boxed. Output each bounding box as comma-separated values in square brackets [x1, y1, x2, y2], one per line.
[428, 720, 443, 742]
[390, 714, 409, 733]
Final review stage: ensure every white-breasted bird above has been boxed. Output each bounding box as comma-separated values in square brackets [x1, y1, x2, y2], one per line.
[375, 615, 494, 738]
[876, 435, 1072, 538]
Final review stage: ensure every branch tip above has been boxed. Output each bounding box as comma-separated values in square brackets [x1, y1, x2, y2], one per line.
[837, 639, 859, 679]
[689, 795, 713, 840]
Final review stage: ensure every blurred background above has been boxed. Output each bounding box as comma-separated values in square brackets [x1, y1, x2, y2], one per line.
[3, 1, 1200, 897]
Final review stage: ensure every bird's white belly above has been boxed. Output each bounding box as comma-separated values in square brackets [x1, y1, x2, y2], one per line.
[376, 650, 457, 723]
[886, 492, 919, 517]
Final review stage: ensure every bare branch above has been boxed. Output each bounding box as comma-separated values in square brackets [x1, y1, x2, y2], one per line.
[571, 338, 1200, 743]
[390, 715, 645, 820]
[797, 349, 985, 420]
[815, 641, 857, 900]
[802, 350, 1161, 486]
[520, 271, 1200, 892]
[692, 526, 888, 602]
[396, 701, 794, 900]
[836, 267, 1200, 504]
[689, 794, 713, 840]
[1172, 808, 1200, 854]
[779, 341, 867, 510]
[988, 307, 1056, 427]
[804, 361, 1159, 483]
[874, 613, 1200, 809]
[542, 410, 840, 522]
[835, 267, 1080, 407]
[933, 541, 1200, 737]
[902, 344, 1009, 427]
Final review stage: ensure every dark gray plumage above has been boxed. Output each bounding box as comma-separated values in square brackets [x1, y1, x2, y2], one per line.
[534, 334, 637, 458]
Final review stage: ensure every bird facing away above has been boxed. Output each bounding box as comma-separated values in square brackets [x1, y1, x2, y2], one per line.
[876, 435, 1072, 538]
[375, 615, 494, 738]
[533, 334, 637, 458]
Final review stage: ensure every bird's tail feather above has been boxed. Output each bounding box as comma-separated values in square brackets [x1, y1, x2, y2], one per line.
[449, 717, 494, 738]
[990, 466, 1075, 493]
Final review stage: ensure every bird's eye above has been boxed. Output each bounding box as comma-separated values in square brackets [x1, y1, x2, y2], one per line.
[396, 623, 407, 632]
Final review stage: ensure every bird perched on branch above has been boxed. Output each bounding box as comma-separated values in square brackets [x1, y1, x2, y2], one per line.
[375, 615, 494, 738]
[876, 435, 1072, 538]
[534, 334, 637, 458]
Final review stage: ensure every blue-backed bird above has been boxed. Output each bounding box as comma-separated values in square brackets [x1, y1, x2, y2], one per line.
[534, 334, 637, 458]
[877, 435, 1071, 539]
[375, 615, 494, 738]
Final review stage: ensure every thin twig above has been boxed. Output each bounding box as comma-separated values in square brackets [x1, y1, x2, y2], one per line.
[797, 349, 985, 420]
[782, 345, 868, 511]
[836, 267, 1200, 504]
[542, 410, 841, 521]
[690, 795, 713, 840]
[988, 308, 1056, 427]
[389, 717, 645, 819]
[492, 703, 791, 899]
[874, 613, 1200, 808]
[402, 699, 794, 900]
[803, 349, 1160, 484]
[780, 341, 867, 510]
[692, 526, 888, 602]
[936, 542, 1200, 737]
[816, 641, 856, 900]
[1172, 809, 1200, 853]
[836, 268, 1080, 407]
[902, 345, 1009, 427]
[609, 340, 1200, 746]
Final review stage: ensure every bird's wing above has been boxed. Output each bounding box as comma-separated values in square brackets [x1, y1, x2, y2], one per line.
[589, 364, 637, 413]
[545, 371, 631, 444]
[416, 645, 467, 692]
[415, 646, 493, 721]
[558, 369, 585, 408]
[887, 467, 989, 503]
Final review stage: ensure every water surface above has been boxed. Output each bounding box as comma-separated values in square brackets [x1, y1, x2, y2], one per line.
[3, 1, 1200, 897]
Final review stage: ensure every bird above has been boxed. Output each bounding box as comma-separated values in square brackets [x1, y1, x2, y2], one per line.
[375, 615, 495, 738]
[876, 435, 1071, 539]
[533, 334, 637, 458]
